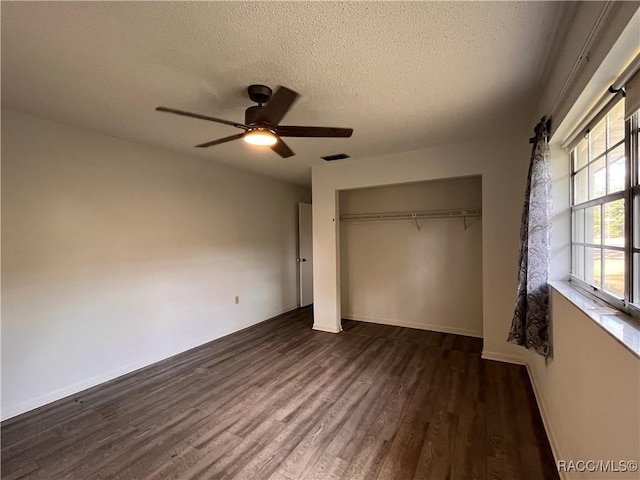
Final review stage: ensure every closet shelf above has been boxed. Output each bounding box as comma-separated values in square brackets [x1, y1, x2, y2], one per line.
[340, 208, 482, 222]
[340, 208, 481, 231]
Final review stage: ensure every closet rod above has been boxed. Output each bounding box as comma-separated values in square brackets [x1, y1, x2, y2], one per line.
[340, 208, 482, 222]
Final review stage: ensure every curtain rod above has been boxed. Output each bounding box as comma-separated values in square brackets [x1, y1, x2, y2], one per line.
[548, 2, 614, 117]
[609, 51, 640, 93]
[561, 51, 640, 149]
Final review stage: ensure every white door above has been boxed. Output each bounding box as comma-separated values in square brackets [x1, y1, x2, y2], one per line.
[298, 202, 313, 307]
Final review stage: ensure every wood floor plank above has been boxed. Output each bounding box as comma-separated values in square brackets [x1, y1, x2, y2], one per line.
[145, 434, 243, 480]
[1, 308, 559, 480]
[1, 400, 87, 445]
[297, 455, 348, 480]
[485, 360, 525, 480]
[0, 427, 63, 465]
[227, 396, 334, 480]
[271, 380, 372, 480]
[29, 424, 141, 480]
[412, 410, 459, 480]
[182, 417, 289, 479]
[314, 370, 401, 466]
[0, 459, 40, 480]
[376, 352, 442, 479]
[340, 357, 423, 480]
[450, 394, 487, 479]
[20, 415, 128, 478]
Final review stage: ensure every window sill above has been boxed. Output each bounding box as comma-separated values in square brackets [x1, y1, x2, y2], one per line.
[549, 280, 640, 359]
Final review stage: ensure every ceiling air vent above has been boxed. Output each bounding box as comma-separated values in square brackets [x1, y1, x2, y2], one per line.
[321, 153, 350, 161]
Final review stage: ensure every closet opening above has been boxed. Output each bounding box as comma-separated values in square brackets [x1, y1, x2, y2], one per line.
[338, 176, 483, 338]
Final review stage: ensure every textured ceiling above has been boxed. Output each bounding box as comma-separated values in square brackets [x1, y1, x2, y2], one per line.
[1, 1, 565, 185]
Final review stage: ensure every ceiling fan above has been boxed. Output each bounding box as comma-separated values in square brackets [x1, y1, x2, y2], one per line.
[156, 85, 353, 158]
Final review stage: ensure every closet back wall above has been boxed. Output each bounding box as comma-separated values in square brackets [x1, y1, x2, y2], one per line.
[340, 177, 482, 337]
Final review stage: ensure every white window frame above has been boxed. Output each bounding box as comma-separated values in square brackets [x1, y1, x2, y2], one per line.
[569, 97, 640, 318]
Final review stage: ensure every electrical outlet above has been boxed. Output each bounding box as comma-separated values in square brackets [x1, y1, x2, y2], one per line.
[235, 296, 240, 305]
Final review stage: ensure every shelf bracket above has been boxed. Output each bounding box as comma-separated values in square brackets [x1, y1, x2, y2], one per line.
[412, 213, 421, 231]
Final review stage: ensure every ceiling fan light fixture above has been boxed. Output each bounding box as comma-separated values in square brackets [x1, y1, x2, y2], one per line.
[156, 85, 353, 158]
[244, 128, 278, 146]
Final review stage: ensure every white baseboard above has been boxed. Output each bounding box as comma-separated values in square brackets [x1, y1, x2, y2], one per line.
[1, 359, 154, 421]
[2, 304, 302, 422]
[480, 350, 526, 365]
[269, 304, 300, 319]
[313, 324, 342, 333]
[525, 363, 564, 480]
[343, 314, 483, 338]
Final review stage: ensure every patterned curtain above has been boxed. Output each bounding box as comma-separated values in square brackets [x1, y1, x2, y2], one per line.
[507, 118, 553, 358]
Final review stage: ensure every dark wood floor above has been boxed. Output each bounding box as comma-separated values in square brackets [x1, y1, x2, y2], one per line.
[1, 307, 559, 480]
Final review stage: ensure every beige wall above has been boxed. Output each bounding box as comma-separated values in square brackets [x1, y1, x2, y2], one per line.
[339, 178, 482, 337]
[528, 291, 640, 480]
[1, 109, 310, 419]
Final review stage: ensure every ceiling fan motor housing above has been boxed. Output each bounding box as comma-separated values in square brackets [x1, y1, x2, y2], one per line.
[245, 105, 264, 126]
[246, 85, 274, 125]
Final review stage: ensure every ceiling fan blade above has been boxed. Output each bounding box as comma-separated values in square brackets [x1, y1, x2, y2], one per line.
[256, 87, 299, 126]
[156, 107, 248, 130]
[195, 133, 245, 148]
[270, 138, 295, 158]
[276, 126, 353, 138]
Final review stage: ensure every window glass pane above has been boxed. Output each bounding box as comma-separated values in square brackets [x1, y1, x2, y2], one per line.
[634, 253, 640, 304]
[585, 205, 601, 245]
[571, 104, 634, 303]
[607, 145, 625, 193]
[608, 100, 625, 147]
[636, 121, 640, 186]
[635, 193, 640, 249]
[585, 247, 601, 287]
[635, 195, 640, 249]
[575, 140, 589, 171]
[603, 199, 624, 247]
[590, 119, 606, 159]
[573, 245, 585, 279]
[603, 249, 625, 298]
[574, 168, 588, 204]
[572, 209, 585, 243]
[589, 156, 606, 199]
[636, 121, 640, 187]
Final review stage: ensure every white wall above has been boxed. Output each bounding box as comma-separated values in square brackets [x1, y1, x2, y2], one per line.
[529, 290, 640, 480]
[312, 132, 531, 362]
[339, 178, 482, 337]
[527, 4, 640, 478]
[1, 109, 310, 420]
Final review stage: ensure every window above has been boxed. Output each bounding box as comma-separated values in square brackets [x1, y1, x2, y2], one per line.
[570, 96, 640, 314]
